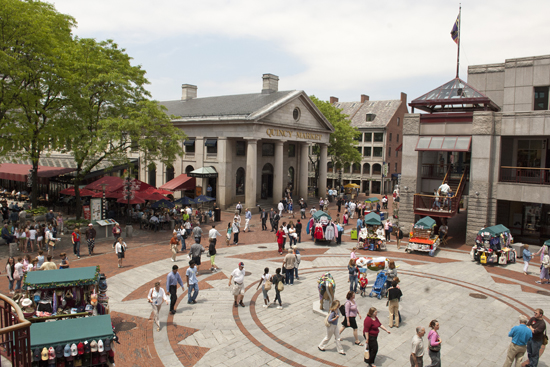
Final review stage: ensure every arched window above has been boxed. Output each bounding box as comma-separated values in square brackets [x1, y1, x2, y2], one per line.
[352, 163, 361, 174]
[148, 163, 156, 187]
[363, 163, 370, 175]
[343, 163, 351, 173]
[236, 167, 245, 195]
[185, 165, 194, 174]
[165, 165, 174, 183]
[372, 163, 382, 175]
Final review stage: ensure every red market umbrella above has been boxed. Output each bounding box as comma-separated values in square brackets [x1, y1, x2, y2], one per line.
[145, 187, 172, 195]
[110, 179, 154, 193]
[116, 193, 145, 205]
[141, 192, 167, 201]
[60, 187, 96, 197]
[91, 191, 123, 199]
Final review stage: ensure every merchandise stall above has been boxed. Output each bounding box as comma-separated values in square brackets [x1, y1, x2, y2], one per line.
[308, 211, 337, 244]
[357, 213, 386, 251]
[406, 216, 440, 256]
[471, 225, 516, 265]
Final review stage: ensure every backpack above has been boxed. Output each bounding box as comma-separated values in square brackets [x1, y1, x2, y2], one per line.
[543, 254, 550, 269]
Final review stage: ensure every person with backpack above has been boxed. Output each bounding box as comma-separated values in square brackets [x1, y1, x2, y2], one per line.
[256, 267, 271, 307]
[339, 291, 363, 347]
[271, 267, 285, 309]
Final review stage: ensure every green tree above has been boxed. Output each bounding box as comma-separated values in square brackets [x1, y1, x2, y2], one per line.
[309, 95, 362, 190]
[0, 0, 75, 208]
[62, 38, 186, 218]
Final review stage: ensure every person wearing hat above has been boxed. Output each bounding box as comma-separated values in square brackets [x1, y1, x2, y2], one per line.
[85, 223, 96, 256]
[228, 262, 246, 308]
[148, 282, 169, 331]
[166, 265, 185, 314]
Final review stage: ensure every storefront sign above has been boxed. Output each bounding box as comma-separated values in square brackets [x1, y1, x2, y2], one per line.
[90, 198, 102, 221]
[265, 128, 322, 141]
[83, 205, 91, 220]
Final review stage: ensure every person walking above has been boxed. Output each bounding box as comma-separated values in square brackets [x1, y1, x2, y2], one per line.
[426, 320, 442, 367]
[278, 201, 284, 217]
[186, 260, 199, 304]
[283, 249, 296, 285]
[114, 237, 127, 268]
[231, 218, 240, 245]
[300, 199, 307, 219]
[411, 326, 425, 367]
[13, 257, 24, 293]
[192, 222, 203, 245]
[295, 220, 302, 243]
[244, 208, 251, 232]
[523, 244, 532, 275]
[534, 244, 550, 284]
[208, 225, 221, 246]
[85, 223, 96, 256]
[288, 222, 297, 247]
[208, 238, 219, 272]
[5, 257, 15, 294]
[503, 315, 531, 367]
[348, 259, 359, 293]
[166, 265, 185, 315]
[269, 208, 276, 232]
[147, 281, 169, 332]
[525, 308, 546, 367]
[276, 226, 285, 255]
[339, 291, 363, 347]
[387, 280, 402, 328]
[271, 268, 285, 309]
[71, 228, 81, 259]
[394, 226, 404, 250]
[189, 240, 204, 273]
[363, 307, 391, 367]
[256, 267, 271, 308]
[318, 300, 346, 355]
[225, 222, 232, 246]
[236, 202, 242, 216]
[112, 223, 121, 247]
[261, 209, 268, 231]
[229, 262, 246, 308]
[170, 233, 180, 262]
[293, 247, 301, 280]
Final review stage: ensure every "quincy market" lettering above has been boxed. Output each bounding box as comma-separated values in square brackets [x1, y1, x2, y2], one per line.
[266, 129, 322, 141]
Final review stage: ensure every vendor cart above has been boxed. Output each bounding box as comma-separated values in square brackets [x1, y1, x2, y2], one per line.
[310, 210, 337, 244]
[358, 213, 387, 251]
[406, 216, 440, 256]
[471, 224, 516, 265]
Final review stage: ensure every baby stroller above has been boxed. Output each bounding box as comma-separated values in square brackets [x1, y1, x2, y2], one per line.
[369, 270, 388, 299]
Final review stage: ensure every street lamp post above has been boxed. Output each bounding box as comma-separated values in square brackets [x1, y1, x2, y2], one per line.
[100, 183, 107, 220]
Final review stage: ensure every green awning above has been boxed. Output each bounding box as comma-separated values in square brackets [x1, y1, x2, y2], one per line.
[312, 210, 331, 221]
[187, 166, 218, 178]
[415, 216, 436, 229]
[364, 212, 381, 226]
[478, 224, 510, 237]
[31, 315, 113, 349]
[24, 266, 99, 290]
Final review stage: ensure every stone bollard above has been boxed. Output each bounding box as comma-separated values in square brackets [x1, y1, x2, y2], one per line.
[9, 243, 18, 258]
[126, 225, 133, 238]
[170, 220, 175, 230]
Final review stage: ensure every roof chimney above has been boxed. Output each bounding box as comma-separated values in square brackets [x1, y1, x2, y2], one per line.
[361, 94, 369, 103]
[262, 74, 279, 94]
[329, 96, 339, 104]
[400, 92, 407, 103]
[181, 84, 197, 100]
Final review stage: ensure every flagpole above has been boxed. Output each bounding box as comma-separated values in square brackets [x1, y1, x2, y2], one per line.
[456, 5, 461, 78]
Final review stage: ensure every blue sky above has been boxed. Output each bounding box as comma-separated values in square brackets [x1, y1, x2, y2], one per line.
[52, 0, 550, 105]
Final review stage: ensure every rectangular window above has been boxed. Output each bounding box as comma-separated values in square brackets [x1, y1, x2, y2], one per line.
[389, 133, 392, 142]
[363, 147, 371, 157]
[373, 147, 383, 157]
[236, 141, 246, 156]
[288, 144, 296, 157]
[397, 134, 399, 143]
[184, 139, 195, 154]
[395, 150, 399, 158]
[356, 146, 362, 155]
[263, 143, 274, 156]
[394, 163, 398, 172]
[364, 133, 372, 142]
[354, 133, 362, 142]
[373, 133, 383, 142]
[205, 139, 217, 154]
[388, 147, 391, 157]
[534, 86, 549, 110]
[397, 117, 400, 126]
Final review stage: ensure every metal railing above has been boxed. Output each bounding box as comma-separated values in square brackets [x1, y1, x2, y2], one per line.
[0, 294, 32, 367]
[500, 166, 550, 185]
[414, 166, 469, 216]
[421, 164, 469, 180]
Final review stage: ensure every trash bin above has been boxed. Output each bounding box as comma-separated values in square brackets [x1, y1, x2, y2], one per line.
[214, 208, 221, 222]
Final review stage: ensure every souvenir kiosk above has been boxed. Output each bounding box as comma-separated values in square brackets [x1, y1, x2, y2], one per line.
[406, 216, 440, 256]
[22, 266, 115, 366]
[358, 213, 387, 251]
[309, 211, 337, 244]
[471, 225, 516, 265]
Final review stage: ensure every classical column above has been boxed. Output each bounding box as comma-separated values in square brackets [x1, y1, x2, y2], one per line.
[299, 143, 309, 200]
[319, 143, 328, 197]
[273, 141, 284, 204]
[245, 138, 258, 209]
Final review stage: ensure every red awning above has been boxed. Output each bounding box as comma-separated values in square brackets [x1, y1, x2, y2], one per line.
[395, 143, 402, 152]
[84, 176, 125, 191]
[0, 163, 75, 183]
[160, 174, 196, 191]
[109, 179, 154, 193]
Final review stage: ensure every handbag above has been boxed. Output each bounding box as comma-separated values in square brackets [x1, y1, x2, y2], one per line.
[429, 344, 441, 352]
[277, 281, 284, 292]
[14, 271, 21, 280]
[324, 314, 331, 327]
[264, 279, 272, 291]
[364, 339, 370, 361]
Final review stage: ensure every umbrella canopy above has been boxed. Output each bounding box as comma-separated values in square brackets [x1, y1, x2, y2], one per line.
[364, 212, 382, 226]
[365, 197, 380, 203]
[544, 239, 550, 247]
[478, 224, 510, 237]
[174, 196, 196, 206]
[344, 183, 360, 188]
[109, 178, 154, 193]
[91, 191, 123, 199]
[116, 194, 145, 205]
[312, 210, 332, 221]
[141, 192, 167, 201]
[194, 195, 215, 203]
[145, 187, 173, 195]
[415, 216, 436, 229]
[151, 199, 175, 209]
[83, 176, 124, 191]
[59, 187, 96, 197]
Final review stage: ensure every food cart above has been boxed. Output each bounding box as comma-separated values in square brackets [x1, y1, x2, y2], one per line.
[358, 213, 387, 251]
[406, 216, 440, 256]
[309, 210, 337, 244]
[471, 224, 516, 265]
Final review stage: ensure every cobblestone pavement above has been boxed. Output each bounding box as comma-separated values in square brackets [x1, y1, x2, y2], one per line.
[2, 196, 549, 366]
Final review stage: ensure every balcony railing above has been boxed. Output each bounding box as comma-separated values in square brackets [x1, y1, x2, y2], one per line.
[0, 294, 32, 366]
[500, 166, 550, 185]
[421, 164, 469, 180]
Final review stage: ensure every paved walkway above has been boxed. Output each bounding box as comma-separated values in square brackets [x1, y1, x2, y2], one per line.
[2, 198, 549, 366]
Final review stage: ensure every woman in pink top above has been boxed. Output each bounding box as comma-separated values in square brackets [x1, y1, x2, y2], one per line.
[426, 320, 442, 367]
[339, 291, 363, 346]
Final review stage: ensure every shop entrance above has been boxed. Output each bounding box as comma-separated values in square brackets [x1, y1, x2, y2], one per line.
[208, 177, 217, 198]
[261, 163, 273, 199]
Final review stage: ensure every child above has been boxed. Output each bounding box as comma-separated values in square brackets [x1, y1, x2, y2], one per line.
[59, 253, 69, 269]
[522, 244, 531, 275]
[359, 271, 368, 297]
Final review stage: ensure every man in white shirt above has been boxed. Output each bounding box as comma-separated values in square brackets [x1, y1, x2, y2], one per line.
[208, 225, 221, 245]
[277, 201, 284, 217]
[186, 207, 192, 215]
[228, 262, 246, 308]
[349, 201, 356, 219]
[150, 215, 160, 231]
[411, 326, 425, 367]
[438, 181, 450, 196]
[244, 209, 252, 232]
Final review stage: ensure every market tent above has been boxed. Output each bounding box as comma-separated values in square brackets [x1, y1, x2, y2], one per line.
[174, 196, 196, 206]
[364, 212, 382, 226]
[344, 183, 360, 188]
[365, 197, 380, 203]
[59, 187, 96, 197]
[117, 194, 145, 205]
[152, 199, 175, 209]
[31, 314, 113, 349]
[194, 195, 215, 203]
[159, 174, 196, 191]
[478, 224, 510, 237]
[187, 166, 218, 178]
[91, 191, 123, 199]
[145, 187, 173, 195]
[415, 216, 436, 229]
[24, 266, 99, 290]
[312, 210, 331, 221]
[141, 192, 167, 201]
[109, 178, 154, 193]
[84, 176, 124, 191]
